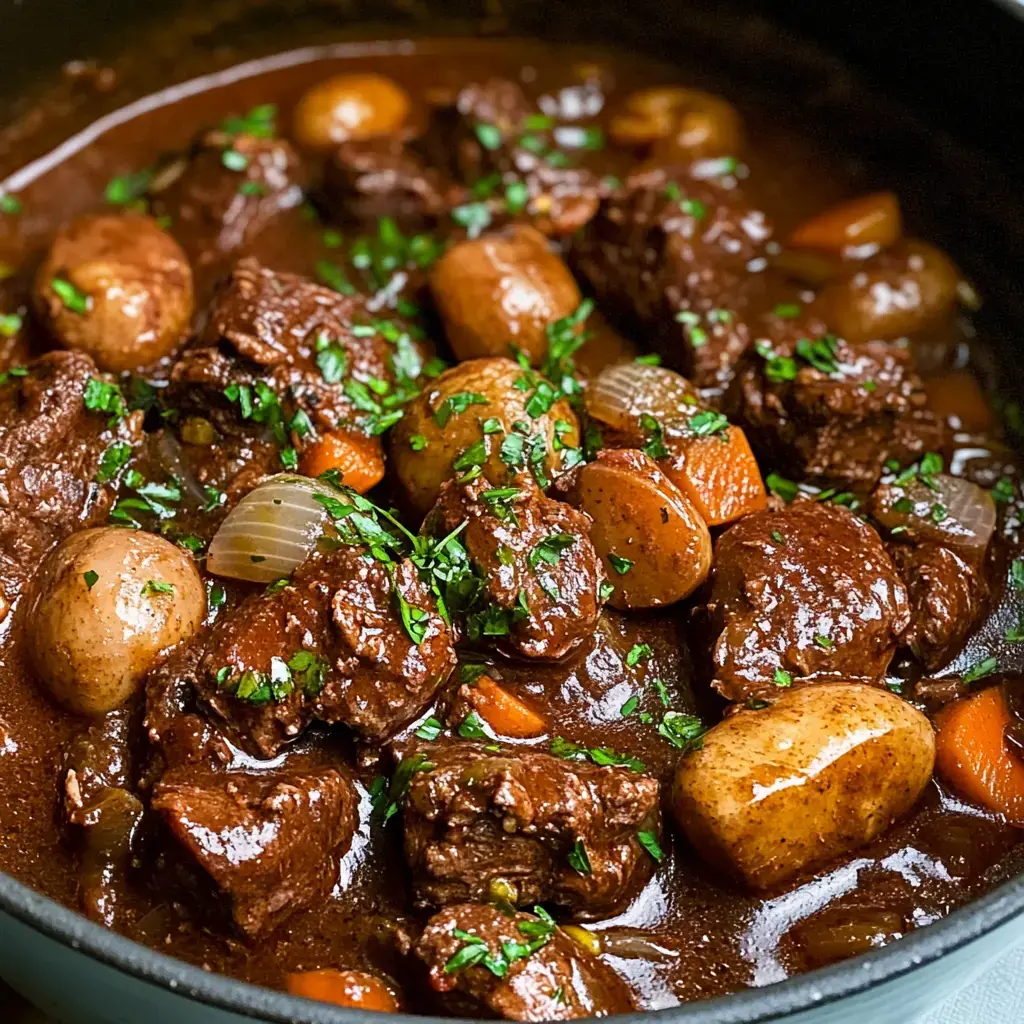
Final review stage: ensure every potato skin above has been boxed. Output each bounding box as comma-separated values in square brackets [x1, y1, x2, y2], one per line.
[390, 357, 579, 517]
[292, 73, 410, 152]
[671, 683, 935, 891]
[34, 212, 194, 372]
[555, 448, 711, 609]
[430, 225, 582, 365]
[28, 528, 206, 715]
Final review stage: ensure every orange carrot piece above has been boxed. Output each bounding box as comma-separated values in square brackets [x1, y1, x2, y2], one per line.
[286, 969, 399, 1012]
[935, 687, 1024, 826]
[466, 676, 548, 739]
[788, 192, 901, 251]
[663, 426, 767, 526]
[300, 431, 385, 493]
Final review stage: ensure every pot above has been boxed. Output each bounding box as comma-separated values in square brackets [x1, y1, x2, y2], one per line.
[1, 1, 1024, 1021]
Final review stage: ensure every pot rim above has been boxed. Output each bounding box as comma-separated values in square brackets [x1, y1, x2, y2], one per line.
[3, 867, 1023, 1023]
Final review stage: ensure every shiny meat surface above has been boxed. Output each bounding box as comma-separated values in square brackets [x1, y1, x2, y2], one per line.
[0, 29, 1022, 1021]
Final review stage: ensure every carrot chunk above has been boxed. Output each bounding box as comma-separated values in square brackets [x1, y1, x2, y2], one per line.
[663, 426, 766, 526]
[788, 192, 901, 251]
[465, 675, 548, 739]
[286, 969, 399, 1012]
[935, 686, 1024, 826]
[299, 431, 385, 493]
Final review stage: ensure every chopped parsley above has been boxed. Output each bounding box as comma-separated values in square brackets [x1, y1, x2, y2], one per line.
[415, 716, 443, 741]
[637, 830, 664, 863]
[83, 377, 127, 425]
[626, 643, 652, 667]
[773, 667, 793, 687]
[686, 409, 730, 438]
[962, 656, 998, 685]
[370, 752, 434, 823]
[141, 580, 174, 597]
[95, 440, 132, 483]
[567, 838, 592, 875]
[434, 391, 488, 427]
[765, 472, 798, 503]
[620, 694, 640, 717]
[457, 712, 489, 740]
[657, 711, 705, 751]
[82, 570, 99, 590]
[608, 554, 634, 575]
[550, 735, 645, 773]
[0, 313, 23, 337]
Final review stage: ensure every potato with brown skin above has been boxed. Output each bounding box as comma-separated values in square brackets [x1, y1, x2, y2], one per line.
[671, 683, 936, 891]
[28, 528, 206, 715]
[292, 73, 410, 152]
[821, 240, 961, 342]
[34, 212, 194, 372]
[390, 356, 579, 517]
[429, 224, 582, 365]
[553, 448, 711, 609]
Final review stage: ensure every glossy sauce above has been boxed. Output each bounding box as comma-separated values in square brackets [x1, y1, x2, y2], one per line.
[1, 35, 1023, 1011]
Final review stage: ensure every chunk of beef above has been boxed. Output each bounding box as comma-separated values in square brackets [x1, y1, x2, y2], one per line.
[168, 258, 408, 501]
[424, 476, 606, 661]
[702, 502, 910, 702]
[402, 742, 660, 917]
[0, 351, 142, 569]
[726, 330, 941, 488]
[151, 764, 358, 938]
[422, 79, 609, 237]
[415, 903, 635, 1020]
[61, 709, 144, 927]
[571, 166, 775, 393]
[184, 546, 455, 757]
[888, 540, 985, 670]
[324, 138, 466, 227]
[149, 132, 306, 269]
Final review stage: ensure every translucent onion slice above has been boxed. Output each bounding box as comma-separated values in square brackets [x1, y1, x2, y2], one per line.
[584, 362, 699, 439]
[206, 474, 336, 582]
[873, 472, 996, 558]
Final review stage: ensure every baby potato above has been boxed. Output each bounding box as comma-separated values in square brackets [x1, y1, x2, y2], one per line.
[822, 240, 961, 342]
[429, 224, 582, 365]
[29, 528, 206, 715]
[556, 448, 711, 609]
[390, 357, 579, 517]
[34, 212, 194, 372]
[292, 72, 410, 152]
[671, 683, 935, 891]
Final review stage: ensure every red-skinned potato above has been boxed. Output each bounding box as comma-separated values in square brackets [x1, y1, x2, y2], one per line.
[554, 448, 711, 609]
[28, 528, 206, 715]
[671, 683, 936, 890]
[429, 225, 582, 366]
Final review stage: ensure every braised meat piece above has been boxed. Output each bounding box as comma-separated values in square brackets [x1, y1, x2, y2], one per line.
[726, 330, 941, 488]
[168, 258, 409, 501]
[415, 903, 635, 1020]
[402, 742, 660, 916]
[148, 131, 306, 269]
[324, 137, 465, 227]
[424, 476, 606, 661]
[151, 764, 358, 938]
[571, 166, 775, 392]
[888, 541, 986, 670]
[421, 78, 608, 237]
[0, 351, 142, 570]
[185, 546, 455, 757]
[703, 502, 910, 702]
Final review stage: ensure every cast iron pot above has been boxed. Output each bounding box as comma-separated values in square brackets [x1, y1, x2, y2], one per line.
[2, 1, 1024, 1021]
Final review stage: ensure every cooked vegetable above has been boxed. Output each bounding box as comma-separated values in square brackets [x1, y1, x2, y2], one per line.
[935, 686, 1024, 826]
[206, 474, 339, 582]
[557, 448, 711, 609]
[29, 528, 206, 715]
[662, 426, 765, 526]
[389, 357, 579, 516]
[430, 224, 582, 365]
[923, 371, 994, 433]
[788, 192, 902, 252]
[286, 969, 400, 1012]
[584, 362, 764, 525]
[299, 430, 386, 493]
[671, 683, 936, 890]
[872, 471, 995, 561]
[33, 212, 193, 372]
[610, 86, 742, 158]
[791, 907, 904, 967]
[822, 240, 961, 342]
[292, 72, 410, 151]
[464, 675, 548, 738]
